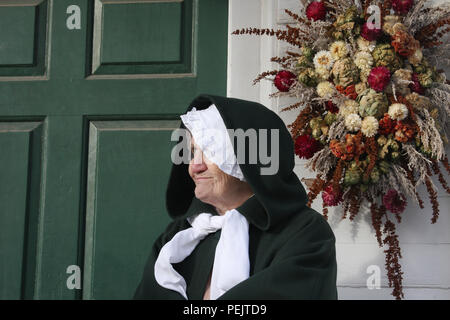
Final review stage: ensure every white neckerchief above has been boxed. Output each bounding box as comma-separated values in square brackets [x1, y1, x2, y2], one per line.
[154, 209, 250, 299]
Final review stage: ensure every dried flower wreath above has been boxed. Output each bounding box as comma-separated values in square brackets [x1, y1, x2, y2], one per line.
[233, 0, 450, 299]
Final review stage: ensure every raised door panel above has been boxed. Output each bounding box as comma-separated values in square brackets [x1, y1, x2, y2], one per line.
[83, 120, 179, 299]
[90, 0, 194, 77]
[0, 0, 49, 78]
[0, 122, 43, 299]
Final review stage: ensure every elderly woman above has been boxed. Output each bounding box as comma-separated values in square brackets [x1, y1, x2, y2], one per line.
[133, 95, 337, 300]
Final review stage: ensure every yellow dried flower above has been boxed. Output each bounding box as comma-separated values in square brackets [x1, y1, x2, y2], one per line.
[339, 99, 360, 118]
[330, 41, 349, 60]
[361, 116, 379, 137]
[388, 103, 409, 121]
[317, 81, 335, 98]
[345, 113, 362, 132]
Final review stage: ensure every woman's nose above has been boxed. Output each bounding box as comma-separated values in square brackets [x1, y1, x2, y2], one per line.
[190, 151, 207, 173]
[190, 161, 207, 173]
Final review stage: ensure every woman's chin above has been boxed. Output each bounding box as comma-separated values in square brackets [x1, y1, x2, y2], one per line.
[194, 187, 208, 201]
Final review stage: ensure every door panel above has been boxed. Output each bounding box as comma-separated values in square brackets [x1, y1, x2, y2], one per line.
[83, 120, 179, 300]
[0, 122, 43, 299]
[0, 0, 228, 299]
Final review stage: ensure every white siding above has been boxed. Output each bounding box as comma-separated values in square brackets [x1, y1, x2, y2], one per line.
[228, 0, 450, 300]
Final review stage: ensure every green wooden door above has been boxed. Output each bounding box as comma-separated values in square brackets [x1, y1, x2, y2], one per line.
[0, 0, 228, 300]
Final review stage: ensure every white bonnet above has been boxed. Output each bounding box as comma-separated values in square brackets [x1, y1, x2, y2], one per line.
[180, 104, 245, 181]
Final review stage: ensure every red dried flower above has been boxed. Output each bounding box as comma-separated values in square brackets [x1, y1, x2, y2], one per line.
[330, 134, 365, 161]
[391, 30, 420, 57]
[306, 1, 327, 21]
[361, 22, 383, 41]
[326, 101, 339, 113]
[392, 0, 414, 15]
[336, 84, 358, 100]
[274, 70, 296, 92]
[409, 73, 425, 95]
[368, 67, 391, 92]
[379, 114, 397, 135]
[394, 121, 416, 142]
[294, 134, 321, 159]
[322, 184, 343, 206]
[383, 189, 407, 214]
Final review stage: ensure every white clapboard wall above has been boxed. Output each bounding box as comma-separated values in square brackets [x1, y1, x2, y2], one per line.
[228, 0, 450, 299]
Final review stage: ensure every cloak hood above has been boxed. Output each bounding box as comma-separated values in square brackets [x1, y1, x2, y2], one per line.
[166, 94, 309, 231]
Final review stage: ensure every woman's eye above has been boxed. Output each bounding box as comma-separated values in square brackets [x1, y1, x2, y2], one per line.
[190, 145, 196, 159]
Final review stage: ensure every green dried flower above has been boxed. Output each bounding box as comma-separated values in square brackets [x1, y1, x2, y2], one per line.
[344, 6, 360, 23]
[390, 140, 399, 151]
[377, 135, 388, 146]
[378, 160, 391, 174]
[332, 57, 360, 87]
[417, 69, 434, 88]
[301, 46, 315, 61]
[297, 55, 312, 68]
[391, 151, 400, 160]
[370, 166, 381, 183]
[372, 44, 402, 72]
[298, 68, 319, 87]
[312, 128, 322, 139]
[332, 6, 362, 40]
[309, 116, 323, 130]
[325, 112, 337, 126]
[344, 162, 362, 185]
[357, 88, 389, 118]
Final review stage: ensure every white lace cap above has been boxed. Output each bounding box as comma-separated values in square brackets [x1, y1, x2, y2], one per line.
[180, 104, 245, 181]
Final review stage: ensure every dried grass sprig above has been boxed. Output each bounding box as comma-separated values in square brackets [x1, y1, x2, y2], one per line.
[284, 8, 311, 26]
[307, 146, 337, 176]
[391, 164, 422, 207]
[253, 70, 279, 85]
[403, 144, 433, 186]
[281, 101, 303, 112]
[232, 27, 303, 47]
[403, 164, 425, 209]
[327, 118, 346, 142]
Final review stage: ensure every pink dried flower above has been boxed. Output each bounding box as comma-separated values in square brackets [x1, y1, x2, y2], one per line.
[383, 189, 407, 214]
[322, 184, 343, 206]
[361, 22, 382, 41]
[392, 0, 414, 15]
[274, 70, 296, 92]
[306, 1, 327, 21]
[409, 73, 425, 95]
[368, 67, 391, 92]
[294, 134, 321, 159]
[326, 101, 339, 113]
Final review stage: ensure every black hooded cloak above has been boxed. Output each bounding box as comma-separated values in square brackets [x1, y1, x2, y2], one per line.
[133, 95, 338, 300]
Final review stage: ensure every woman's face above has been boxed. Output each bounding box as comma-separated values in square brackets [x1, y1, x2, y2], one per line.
[188, 139, 245, 208]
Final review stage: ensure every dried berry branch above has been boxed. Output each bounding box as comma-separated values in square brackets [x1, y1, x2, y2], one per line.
[425, 168, 440, 224]
[383, 218, 404, 300]
[431, 159, 450, 194]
